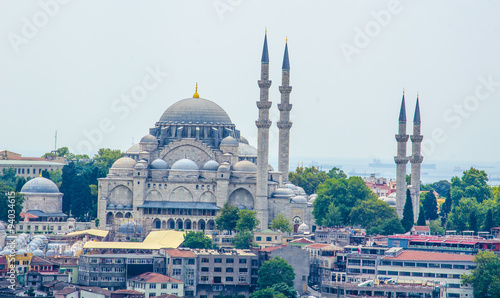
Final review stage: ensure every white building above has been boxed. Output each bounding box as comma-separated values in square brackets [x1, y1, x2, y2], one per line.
[128, 272, 184, 298]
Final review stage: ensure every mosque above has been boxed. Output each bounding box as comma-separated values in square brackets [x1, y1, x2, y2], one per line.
[97, 33, 315, 232]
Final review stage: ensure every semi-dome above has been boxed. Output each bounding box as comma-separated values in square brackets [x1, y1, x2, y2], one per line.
[220, 136, 238, 147]
[118, 220, 143, 234]
[238, 143, 257, 157]
[111, 157, 137, 169]
[292, 196, 308, 204]
[232, 160, 257, 172]
[126, 143, 140, 154]
[297, 222, 309, 234]
[150, 159, 168, 170]
[140, 134, 157, 143]
[158, 98, 233, 125]
[203, 160, 220, 171]
[21, 177, 59, 194]
[171, 159, 199, 171]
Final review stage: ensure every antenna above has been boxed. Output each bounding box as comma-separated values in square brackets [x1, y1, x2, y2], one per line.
[54, 130, 57, 151]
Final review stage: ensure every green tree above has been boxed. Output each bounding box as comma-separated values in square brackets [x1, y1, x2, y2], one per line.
[93, 148, 122, 176]
[430, 180, 451, 197]
[462, 251, 500, 298]
[380, 217, 405, 235]
[350, 199, 397, 228]
[257, 257, 295, 289]
[232, 231, 253, 249]
[236, 210, 259, 232]
[313, 176, 377, 226]
[270, 283, 297, 298]
[60, 163, 77, 214]
[323, 203, 343, 227]
[215, 203, 239, 231]
[451, 168, 491, 205]
[288, 166, 330, 195]
[15, 177, 26, 192]
[327, 167, 347, 179]
[447, 198, 481, 233]
[483, 209, 494, 232]
[429, 219, 445, 235]
[401, 189, 414, 232]
[440, 190, 453, 227]
[250, 288, 275, 298]
[0, 183, 24, 223]
[270, 214, 292, 233]
[422, 191, 438, 220]
[417, 205, 426, 226]
[41, 169, 50, 179]
[183, 231, 214, 249]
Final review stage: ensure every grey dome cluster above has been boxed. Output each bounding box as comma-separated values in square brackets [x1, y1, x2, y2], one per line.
[159, 98, 233, 125]
[21, 177, 59, 194]
[171, 159, 199, 171]
[118, 220, 143, 234]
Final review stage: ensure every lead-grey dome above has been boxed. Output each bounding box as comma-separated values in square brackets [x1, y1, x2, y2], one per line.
[140, 134, 157, 143]
[203, 160, 220, 171]
[150, 159, 168, 170]
[111, 157, 137, 169]
[220, 136, 238, 146]
[292, 196, 308, 204]
[118, 220, 143, 234]
[126, 143, 140, 153]
[232, 160, 257, 172]
[21, 177, 59, 194]
[171, 159, 199, 171]
[159, 98, 233, 125]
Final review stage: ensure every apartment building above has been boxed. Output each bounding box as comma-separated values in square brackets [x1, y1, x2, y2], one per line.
[162, 249, 198, 297]
[128, 272, 184, 298]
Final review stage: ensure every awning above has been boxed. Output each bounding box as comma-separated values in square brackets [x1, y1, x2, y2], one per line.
[137, 201, 221, 210]
[410, 239, 428, 243]
[444, 240, 459, 244]
[460, 241, 478, 245]
[428, 240, 444, 243]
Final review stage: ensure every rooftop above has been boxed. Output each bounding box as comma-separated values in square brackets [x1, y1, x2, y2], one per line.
[131, 272, 183, 284]
[163, 249, 196, 258]
[382, 250, 474, 262]
[83, 230, 185, 250]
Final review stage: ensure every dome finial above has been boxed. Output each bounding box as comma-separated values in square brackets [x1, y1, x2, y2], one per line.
[193, 83, 199, 98]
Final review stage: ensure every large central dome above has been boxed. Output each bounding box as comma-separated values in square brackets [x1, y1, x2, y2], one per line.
[158, 98, 233, 125]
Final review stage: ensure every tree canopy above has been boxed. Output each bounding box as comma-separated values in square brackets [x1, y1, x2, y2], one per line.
[269, 213, 292, 233]
[451, 168, 491, 204]
[288, 166, 346, 195]
[232, 230, 254, 249]
[236, 210, 259, 232]
[401, 189, 414, 232]
[422, 191, 438, 220]
[215, 203, 239, 231]
[462, 251, 500, 298]
[183, 231, 214, 249]
[257, 257, 295, 289]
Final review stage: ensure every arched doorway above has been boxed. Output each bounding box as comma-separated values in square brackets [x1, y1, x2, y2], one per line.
[198, 220, 206, 230]
[168, 219, 175, 230]
[153, 218, 161, 229]
[176, 219, 183, 230]
[106, 212, 114, 225]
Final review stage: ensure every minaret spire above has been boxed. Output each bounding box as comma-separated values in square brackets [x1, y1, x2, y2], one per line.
[278, 38, 293, 183]
[255, 31, 272, 230]
[395, 91, 409, 218]
[410, 94, 423, 221]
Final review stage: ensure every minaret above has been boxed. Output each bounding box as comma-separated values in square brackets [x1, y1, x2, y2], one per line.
[395, 91, 409, 218]
[410, 96, 423, 221]
[277, 39, 293, 183]
[255, 31, 272, 230]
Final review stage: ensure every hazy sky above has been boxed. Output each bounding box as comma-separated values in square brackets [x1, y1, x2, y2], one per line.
[2, 0, 500, 164]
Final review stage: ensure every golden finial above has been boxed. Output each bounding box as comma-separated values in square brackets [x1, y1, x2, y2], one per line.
[417, 91, 419, 98]
[286, 36, 288, 43]
[265, 27, 267, 35]
[403, 88, 405, 95]
[193, 83, 199, 98]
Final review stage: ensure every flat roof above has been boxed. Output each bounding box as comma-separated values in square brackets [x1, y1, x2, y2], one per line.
[66, 229, 109, 238]
[83, 230, 185, 250]
[0, 160, 64, 166]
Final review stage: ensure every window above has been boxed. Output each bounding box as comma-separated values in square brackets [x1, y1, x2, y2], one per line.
[162, 284, 167, 289]
[412, 272, 423, 277]
[239, 268, 248, 273]
[437, 273, 448, 278]
[188, 258, 195, 265]
[173, 259, 182, 265]
[226, 267, 234, 273]
[150, 284, 156, 289]
[452, 274, 461, 279]
[172, 269, 182, 275]
[388, 271, 398, 276]
[403, 262, 415, 267]
[214, 258, 222, 263]
[149, 293, 156, 297]
[399, 271, 411, 276]
[266, 237, 272, 241]
[392, 261, 403, 266]
[424, 273, 435, 277]
[429, 263, 440, 268]
[214, 277, 222, 284]
[362, 260, 375, 267]
[453, 264, 465, 269]
[448, 283, 460, 288]
[201, 276, 209, 282]
[201, 267, 209, 272]
[256, 237, 262, 241]
[226, 258, 234, 263]
[172, 284, 178, 289]
[441, 264, 452, 269]
[377, 271, 387, 275]
[226, 277, 233, 282]
[381, 261, 391, 266]
[416, 262, 428, 268]
[239, 258, 247, 264]
[239, 276, 247, 282]
[202, 258, 209, 263]
[214, 267, 222, 272]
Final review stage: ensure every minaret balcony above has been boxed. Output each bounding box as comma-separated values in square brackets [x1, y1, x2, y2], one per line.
[394, 156, 409, 164]
[395, 134, 409, 142]
[410, 155, 423, 163]
[277, 103, 292, 111]
[410, 135, 423, 142]
[258, 80, 272, 88]
[279, 86, 292, 93]
[277, 121, 293, 129]
[256, 101, 272, 109]
[255, 120, 272, 128]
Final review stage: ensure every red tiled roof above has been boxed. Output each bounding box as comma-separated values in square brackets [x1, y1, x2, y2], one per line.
[306, 243, 331, 249]
[55, 287, 78, 295]
[260, 245, 287, 252]
[113, 289, 144, 294]
[412, 226, 430, 232]
[291, 238, 314, 244]
[131, 272, 183, 283]
[156, 294, 181, 298]
[164, 249, 195, 258]
[383, 250, 474, 262]
[31, 256, 58, 266]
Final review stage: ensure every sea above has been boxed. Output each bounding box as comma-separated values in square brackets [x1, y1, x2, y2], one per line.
[270, 157, 500, 186]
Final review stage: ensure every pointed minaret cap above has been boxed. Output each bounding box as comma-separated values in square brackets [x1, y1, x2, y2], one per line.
[261, 30, 269, 63]
[193, 83, 199, 98]
[282, 38, 290, 70]
[414, 94, 421, 123]
[398, 90, 406, 122]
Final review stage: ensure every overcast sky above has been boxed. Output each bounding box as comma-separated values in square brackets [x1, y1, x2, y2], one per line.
[1, 0, 500, 164]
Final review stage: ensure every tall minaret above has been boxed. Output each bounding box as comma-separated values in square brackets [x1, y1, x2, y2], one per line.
[255, 32, 272, 230]
[395, 91, 409, 218]
[277, 39, 293, 183]
[410, 96, 423, 221]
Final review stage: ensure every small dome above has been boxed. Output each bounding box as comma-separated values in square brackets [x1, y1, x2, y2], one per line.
[268, 164, 274, 171]
[308, 194, 318, 203]
[118, 220, 143, 234]
[135, 160, 148, 170]
[218, 164, 230, 172]
[239, 137, 249, 145]
[298, 223, 309, 234]
[203, 160, 220, 171]
[272, 188, 295, 198]
[63, 250, 73, 256]
[140, 134, 157, 143]
[292, 196, 308, 204]
[1, 249, 10, 256]
[297, 187, 306, 195]
[111, 157, 137, 169]
[285, 183, 298, 191]
[150, 159, 168, 170]
[232, 160, 257, 172]
[171, 159, 199, 171]
[46, 250, 56, 257]
[107, 203, 116, 210]
[116, 204, 124, 210]
[221, 136, 239, 147]
[21, 177, 59, 194]
[33, 249, 44, 257]
[125, 204, 133, 209]
[17, 249, 28, 255]
[126, 143, 140, 154]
